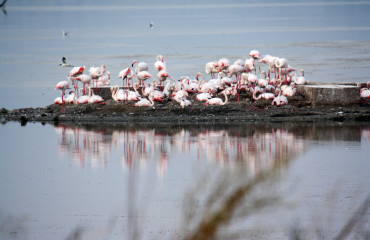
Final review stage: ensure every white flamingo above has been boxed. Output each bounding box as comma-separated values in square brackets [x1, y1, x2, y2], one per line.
[272, 89, 288, 106]
[68, 66, 85, 98]
[74, 74, 91, 95]
[89, 64, 106, 87]
[292, 69, 306, 85]
[205, 61, 220, 79]
[154, 55, 166, 71]
[133, 94, 154, 107]
[132, 60, 149, 74]
[204, 91, 228, 106]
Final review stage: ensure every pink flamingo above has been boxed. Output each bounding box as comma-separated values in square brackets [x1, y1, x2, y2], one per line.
[74, 74, 91, 95]
[249, 49, 260, 73]
[157, 69, 174, 86]
[65, 91, 76, 104]
[196, 92, 213, 102]
[226, 64, 245, 102]
[244, 58, 256, 74]
[132, 60, 149, 74]
[360, 81, 370, 99]
[68, 66, 85, 98]
[154, 55, 166, 71]
[292, 69, 306, 85]
[205, 61, 220, 79]
[89, 64, 106, 87]
[218, 58, 230, 71]
[87, 88, 105, 104]
[136, 71, 153, 87]
[133, 94, 154, 107]
[96, 71, 110, 87]
[55, 80, 71, 112]
[204, 91, 228, 106]
[118, 67, 133, 88]
[180, 98, 192, 108]
[272, 89, 288, 106]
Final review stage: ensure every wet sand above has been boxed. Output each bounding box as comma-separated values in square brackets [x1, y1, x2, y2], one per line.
[1, 93, 370, 125]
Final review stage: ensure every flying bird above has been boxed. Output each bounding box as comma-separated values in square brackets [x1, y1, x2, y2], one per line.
[0, 0, 7, 15]
[59, 57, 74, 67]
[149, 22, 154, 28]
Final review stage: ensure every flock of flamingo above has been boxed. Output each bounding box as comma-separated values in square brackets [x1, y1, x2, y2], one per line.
[55, 50, 311, 111]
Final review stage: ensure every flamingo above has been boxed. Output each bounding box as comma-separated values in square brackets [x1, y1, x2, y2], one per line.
[196, 73, 219, 94]
[132, 60, 149, 74]
[96, 71, 110, 87]
[89, 64, 106, 87]
[244, 58, 255, 73]
[272, 89, 288, 106]
[249, 49, 260, 73]
[65, 91, 76, 104]
[68, 66, 85, 98]
[233, 59, 244, 66]
[133, 94, 154, 107]
[110, 85, 126, 101]
[218, 58, 230, 71]
[180, 98, 192, 108]
[254, 91, 275, 100]
[118, 67, 133, 88]
[54, 97, 63, 105]
[292, 69, 306, 85]
[154, 55, 166, 71]
[76, 95, 89, 104]
[55, 80, 71, 112]
[59, 57, 74, 67]
[257, 71, 268, 88]
[259, 55, 278, 78]
[137, 71, 153, 87]
[273, 57, 289, 80]
[74, 74, 91, 95]
[157, 69, 173, 86]
[110, 86, 119, 101]
[163, 80, 172, 98]
[204, 91, 228, 106]
[88, 88, 105, 104]
[205, 61, 220, 79]
[227, 64, 246, 102]
[282, 82, 297, 97]
[196, 92, 213, 102]
[360, 81, 370, 99]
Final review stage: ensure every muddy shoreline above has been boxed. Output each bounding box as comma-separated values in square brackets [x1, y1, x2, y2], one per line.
[1, 93, 370, 125]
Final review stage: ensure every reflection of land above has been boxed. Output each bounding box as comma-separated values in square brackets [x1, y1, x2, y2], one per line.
[55, 123, 369, 177]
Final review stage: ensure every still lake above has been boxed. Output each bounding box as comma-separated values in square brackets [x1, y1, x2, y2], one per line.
[1, 122, 370, 239]
[1, 1, 370, 239]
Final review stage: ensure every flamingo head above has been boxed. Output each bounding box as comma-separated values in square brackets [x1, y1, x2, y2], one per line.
[249, 50, 260, 59]
[196, 73, 201, 80]
[131, 60, 137, 67]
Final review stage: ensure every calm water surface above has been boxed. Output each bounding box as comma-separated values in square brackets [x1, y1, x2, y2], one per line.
[0, 122, 370, 239]
[0, 0, 370, 109]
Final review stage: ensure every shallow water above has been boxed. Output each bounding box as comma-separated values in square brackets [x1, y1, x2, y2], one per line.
[0, 122, 370, 239]
[1, 1, 370, 109]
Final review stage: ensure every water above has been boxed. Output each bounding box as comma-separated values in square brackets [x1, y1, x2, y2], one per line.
[1, 0, 370, 109]
[1, 1, 370, 239]
[0, 122, 370, 239]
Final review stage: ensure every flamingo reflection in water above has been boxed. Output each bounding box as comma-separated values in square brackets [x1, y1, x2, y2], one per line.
[55, 124, 311, 178]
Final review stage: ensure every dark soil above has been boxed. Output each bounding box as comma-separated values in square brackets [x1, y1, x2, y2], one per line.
[1, 93, 370, 125]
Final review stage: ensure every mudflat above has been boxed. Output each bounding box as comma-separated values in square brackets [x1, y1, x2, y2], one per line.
[1, 93, 370, 125]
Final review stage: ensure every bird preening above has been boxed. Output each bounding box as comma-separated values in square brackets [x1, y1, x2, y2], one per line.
[53, 51, 316, 112]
